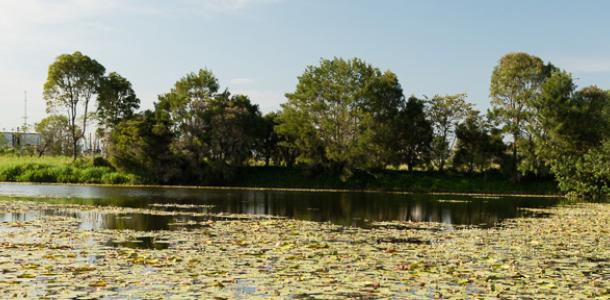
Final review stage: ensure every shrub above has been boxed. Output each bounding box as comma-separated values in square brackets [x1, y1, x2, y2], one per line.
[101, 172, 133, 184]
[78, 167, 113, 184]
[16, 167, 58, 182]
[93, 156, 113, 169]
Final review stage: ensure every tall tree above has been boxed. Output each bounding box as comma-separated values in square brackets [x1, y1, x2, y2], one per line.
[452, 111, 506, 173]
[200, 92, 263, 167]
[398, 96, 433, 172]
[108, 110, 177, 183]
[97, 72, 140, 129]
[535, 73, 610, 199]
[363, 71, 405, 168]
[490, 52, 547, 177]
[256, 112, 280, 167]
[426, 93, 472, 172]
[156, 68, 220, 166]
[43, 51, 105, 160]
[278, 57, 405, 173]
[155, 68, 263, 181]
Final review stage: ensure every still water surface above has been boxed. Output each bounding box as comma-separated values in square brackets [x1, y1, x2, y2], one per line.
[0, 183, 562, 231]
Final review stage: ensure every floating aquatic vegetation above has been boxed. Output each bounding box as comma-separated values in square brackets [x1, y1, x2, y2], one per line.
[149, 203, 216, 209]
[0, 199, 608, 298]
[436, 199, 471, 203]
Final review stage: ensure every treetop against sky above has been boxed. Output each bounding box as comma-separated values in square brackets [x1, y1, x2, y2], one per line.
[1, 0, 609, 129]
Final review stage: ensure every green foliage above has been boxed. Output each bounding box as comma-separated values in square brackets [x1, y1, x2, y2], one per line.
[107, 111, 177, 183]
[453, 111, 507, 173]
[92, 156, 113, 168]
[361, 71, 405, 168]
[0, 156, 135, 184]
[397, 96, 434, 172]
[255, 113, 281, 166]
[490, 52, 549, 176]
[277, 57, 409, 174]
[534, 75, 610, 200]
[24, 52, 607, 200]
[35, 115, 74, 156]
[43, 52, 106, 159]
[153, 68, 263, 181]
[426, 93, 472, 171]
[97, 72, 140, 130]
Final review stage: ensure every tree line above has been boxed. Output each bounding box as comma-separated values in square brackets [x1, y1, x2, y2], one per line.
[36, 52, 609, 199]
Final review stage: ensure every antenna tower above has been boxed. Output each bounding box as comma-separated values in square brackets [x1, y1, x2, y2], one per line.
[23, 91, 28, 132]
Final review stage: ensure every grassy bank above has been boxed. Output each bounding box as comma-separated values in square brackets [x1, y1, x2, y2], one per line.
[0, 155, 136, 185]
[0, 156, 559, 195]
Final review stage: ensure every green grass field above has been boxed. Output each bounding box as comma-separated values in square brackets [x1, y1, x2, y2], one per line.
[0, 155, 135, 184]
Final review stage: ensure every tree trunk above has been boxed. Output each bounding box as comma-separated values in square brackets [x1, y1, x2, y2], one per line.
[512, 132, 519, 181]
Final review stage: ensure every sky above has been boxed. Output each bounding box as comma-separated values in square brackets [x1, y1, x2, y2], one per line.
[1, 0, 610, 131]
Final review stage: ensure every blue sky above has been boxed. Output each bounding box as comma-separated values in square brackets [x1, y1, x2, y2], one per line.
[1, 0, 609, 130]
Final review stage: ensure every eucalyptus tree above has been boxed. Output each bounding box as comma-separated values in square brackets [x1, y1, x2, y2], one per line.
[43, 51, 105, 160]
[363, 70, 405, 168]
[535, 73, 610, 199]
[256, 112, 280, 166]
[277, 57, 405, 174]
[452, 111, 506, 173]
[200, 92, 263, 167]
[155, 68, 263, 181]
[426, 93, 472, 172]
[490, 52, 548, 176]
[108, 110, 177, 183]
[97, 72, 140, 129]
[156, 68, 220, 166]
[397, 96, 433, 172]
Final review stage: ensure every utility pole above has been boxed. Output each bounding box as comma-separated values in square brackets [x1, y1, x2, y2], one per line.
[22, 91, 28, 133]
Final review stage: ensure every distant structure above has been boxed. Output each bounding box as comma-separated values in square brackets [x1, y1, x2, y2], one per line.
[0, 131, 41, 148]
[0, 91, 41, 148]
[23, 91, 28, 132]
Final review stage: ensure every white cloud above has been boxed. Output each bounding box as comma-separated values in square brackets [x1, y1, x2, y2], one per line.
[0, 0, 284, 128]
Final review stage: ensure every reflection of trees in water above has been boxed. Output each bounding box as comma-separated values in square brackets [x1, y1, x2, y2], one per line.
[1, 184, 561, 228]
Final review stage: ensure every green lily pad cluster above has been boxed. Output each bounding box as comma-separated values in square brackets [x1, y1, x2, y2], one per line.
[0, 199, 608, 299]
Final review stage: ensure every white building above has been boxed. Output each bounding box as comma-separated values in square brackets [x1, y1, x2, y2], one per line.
[0, 132, 41, 148]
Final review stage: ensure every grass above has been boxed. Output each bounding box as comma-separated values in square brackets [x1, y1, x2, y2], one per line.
[0, 155, 559, 195]
[0, 155, 136, 185]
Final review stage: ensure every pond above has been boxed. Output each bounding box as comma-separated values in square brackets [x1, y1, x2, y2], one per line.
[0, 183, 562, 231]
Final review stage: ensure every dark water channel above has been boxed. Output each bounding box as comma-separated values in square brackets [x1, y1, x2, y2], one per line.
[0, 183, 563, 232]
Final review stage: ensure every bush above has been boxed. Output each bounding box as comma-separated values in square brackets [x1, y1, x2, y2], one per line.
[555, 141, 610, 201]
[54, 166, 77, 183]
[16, 167, 58, 182]
[101, 172, 133, 184]
[93, 156, 113, 169]
[0, 165, 24, 181]
[0, 155, 138, 185]
[78, 167, 113, 184]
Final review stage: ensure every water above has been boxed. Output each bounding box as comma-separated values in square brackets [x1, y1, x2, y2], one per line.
[0, 183, 562, 231]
